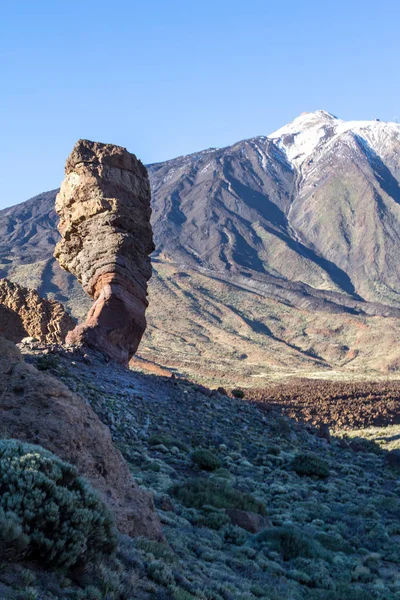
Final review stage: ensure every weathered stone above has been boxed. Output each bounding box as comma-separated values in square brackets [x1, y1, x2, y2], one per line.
[0, 278, 75, 344]
[54, 139, 154, 365]
[0, 336, 163, 541]
[225, 508, 269, 533]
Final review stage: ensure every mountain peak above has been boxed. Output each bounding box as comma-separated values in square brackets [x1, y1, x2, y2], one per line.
[298, 109, 338, 121]
[267, 110, 400, 169]
[268, 110, 341, 168]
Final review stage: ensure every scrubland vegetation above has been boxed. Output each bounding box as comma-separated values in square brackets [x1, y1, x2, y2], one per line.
[1, 350, 399, 599]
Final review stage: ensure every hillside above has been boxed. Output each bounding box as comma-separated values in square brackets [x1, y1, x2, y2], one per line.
[0, 340, 398, 600]
[2, 111, 400, 384]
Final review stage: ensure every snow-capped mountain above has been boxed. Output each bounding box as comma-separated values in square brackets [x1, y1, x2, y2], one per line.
[146, 110, 400, 309]
[268, 110, 400, 172]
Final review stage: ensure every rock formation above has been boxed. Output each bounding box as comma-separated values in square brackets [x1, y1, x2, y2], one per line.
[54, 139, 154, 365]
[0, 278, 75, 344]
[0, 336, 163, 540]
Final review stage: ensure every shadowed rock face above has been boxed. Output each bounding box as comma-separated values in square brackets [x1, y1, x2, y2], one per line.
[0, 337, 163, 540]
[0, 278, 75, 344]
[54, 139, 154, 365]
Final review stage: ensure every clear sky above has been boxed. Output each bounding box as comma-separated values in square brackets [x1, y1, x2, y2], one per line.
[1, 0, 400, 209]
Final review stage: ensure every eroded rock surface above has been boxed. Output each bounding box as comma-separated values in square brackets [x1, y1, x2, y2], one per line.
[54, 139, 154, 365]
[0, 337, 163, 540]
[0, 278, 75, 344]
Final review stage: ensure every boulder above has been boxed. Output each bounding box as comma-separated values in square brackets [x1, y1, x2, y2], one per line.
[0, 336, 163, 541]
[225, 508, 269, 533]
[0, 278, 75, 344]
[54, 139, 154, 366]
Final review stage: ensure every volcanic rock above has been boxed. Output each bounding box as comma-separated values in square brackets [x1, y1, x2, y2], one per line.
[0, 336, 163, 540]
[0, 278, 75, 344]
[225, 508, 269, 533]
[54, 139, 154, 365]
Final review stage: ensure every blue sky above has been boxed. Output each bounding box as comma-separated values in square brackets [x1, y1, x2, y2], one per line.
[1, 0, 400, 209]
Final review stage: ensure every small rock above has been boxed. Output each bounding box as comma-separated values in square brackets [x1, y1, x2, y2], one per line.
[20, 336, 39, 345]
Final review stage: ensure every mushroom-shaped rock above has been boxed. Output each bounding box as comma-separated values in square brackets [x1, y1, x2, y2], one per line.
[54, 140, 154, 365]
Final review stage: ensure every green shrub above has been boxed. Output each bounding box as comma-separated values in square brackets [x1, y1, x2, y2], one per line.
[266, 445, 281, 456]
[0, 508, 29, 560]
[291, 452, 329, 478]
[270, 416, 292, 437]
[232, 389, 245, 399]
[251, 526, 326, 561]
[308, 588, 374, 600]
[135, 538, 176, 562]
[148, 434, 189, 453]
[192, 508, 230, 530]
[75, 586, 103, 600]
[191, 449, 221, 471]
[314, 531, 354, 554]
[171, 588, 198, 600]
[170, 478, 266, 515]
[147, 559, 174, 585]
[221, 524, 248, 545]
[36, 354, 59, 371]
[0, 439, 116, 567]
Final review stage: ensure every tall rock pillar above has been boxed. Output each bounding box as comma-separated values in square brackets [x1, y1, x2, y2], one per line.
[54, 139, 154, 365]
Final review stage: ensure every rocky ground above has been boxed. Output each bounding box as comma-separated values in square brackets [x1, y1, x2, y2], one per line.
[0, 341, 398, 600]
[249, 379, 400, 430]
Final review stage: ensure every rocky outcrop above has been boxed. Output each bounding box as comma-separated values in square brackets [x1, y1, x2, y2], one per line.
[54, 139, 154, 365]
[0, 278, 75, 344]
[0, 336, 163, 540]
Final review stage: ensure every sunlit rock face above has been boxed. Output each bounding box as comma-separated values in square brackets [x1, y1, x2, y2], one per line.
[54, 139, 154, 365]
[0, 277, 75, 344]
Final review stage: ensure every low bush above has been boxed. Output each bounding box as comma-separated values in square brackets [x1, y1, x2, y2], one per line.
[0, 439, 116, 568]
[266, 445, 281, 456]
[170, 478, 266, 515]
[291, 453, 330, 478]
[192, 507, 230, 530]
[171, 588, 198, 600]
[148, 434, 189, 453]
[36, 354, 59, 371]
[135, 538, 176, 562]
[270, 416, 292, 437]
[307, 587, 374, 600]
[314, 531, 354, 554]
[251, 526, 327, 561]
[232, 389, 245, 399]
[191, 449, 221, 471]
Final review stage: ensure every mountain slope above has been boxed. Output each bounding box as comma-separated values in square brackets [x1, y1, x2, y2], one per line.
[2, 111, 400, 384]
[149, 110, 400, 307]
